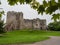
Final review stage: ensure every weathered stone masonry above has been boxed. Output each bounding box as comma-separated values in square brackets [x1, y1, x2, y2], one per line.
[5, 11, 46, 31]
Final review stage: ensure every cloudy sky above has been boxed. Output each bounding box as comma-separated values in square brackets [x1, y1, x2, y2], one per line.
[0, 0, 54, 25]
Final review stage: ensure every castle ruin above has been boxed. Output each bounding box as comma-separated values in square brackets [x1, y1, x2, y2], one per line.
[5, 11, 46, 31]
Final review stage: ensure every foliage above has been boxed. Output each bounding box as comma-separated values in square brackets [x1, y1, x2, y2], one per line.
[0, 11, 4, 17]
[48, 21, 60, 31]
[0, 12, 5, 34]
[0, 3, 5, 33]
[52, 14, 60, 21]
[0, 21, 5, 34]
[0, 11, 5, 34]
[7, 0, 60, 21]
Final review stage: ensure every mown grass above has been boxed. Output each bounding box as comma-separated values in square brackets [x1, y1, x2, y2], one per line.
[0, 30, 60, 44]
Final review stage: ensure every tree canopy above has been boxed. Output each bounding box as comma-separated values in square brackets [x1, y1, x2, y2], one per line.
[7, 0, 60, 21]
[1, 0, 60, 21]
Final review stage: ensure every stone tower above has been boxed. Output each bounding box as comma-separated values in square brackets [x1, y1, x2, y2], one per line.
[6, 11, 24, 31]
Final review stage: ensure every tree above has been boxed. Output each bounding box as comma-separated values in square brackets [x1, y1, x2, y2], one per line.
[0, 1, 5, 34]
[7, 0, 60, 21]
[0, 11, 5, 33]
[0, 11, 5, 34]
[0, 21, 5, 34]
[48, 21, 60, 31]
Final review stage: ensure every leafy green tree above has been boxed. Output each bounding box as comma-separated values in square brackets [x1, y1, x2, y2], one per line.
[7, 0, 60, 21]
[0, 1, 5, 33]
[0, 12, 5, 34]
[0, 11, 5, 33]
[48, 21, 60, 31]
[0, 21, 5, 34]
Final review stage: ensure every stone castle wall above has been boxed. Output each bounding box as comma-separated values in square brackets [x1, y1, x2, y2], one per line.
[5, 11, 46, 31]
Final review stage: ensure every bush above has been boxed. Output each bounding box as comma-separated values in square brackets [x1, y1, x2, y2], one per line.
[0, 21, 5, 34]
[48, 21, 60, 31]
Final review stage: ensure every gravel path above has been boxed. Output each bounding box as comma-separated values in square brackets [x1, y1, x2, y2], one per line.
[1, 36, 60, 45]
[30, 36, 60, 45]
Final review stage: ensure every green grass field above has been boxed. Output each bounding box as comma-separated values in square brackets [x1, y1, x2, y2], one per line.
[0, 30, 60, 44]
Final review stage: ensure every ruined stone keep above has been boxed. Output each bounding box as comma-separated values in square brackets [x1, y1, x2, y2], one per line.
[5, 11, 46, 31]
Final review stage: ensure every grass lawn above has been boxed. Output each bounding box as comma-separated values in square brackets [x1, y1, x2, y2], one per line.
[0, 30, 60, 44]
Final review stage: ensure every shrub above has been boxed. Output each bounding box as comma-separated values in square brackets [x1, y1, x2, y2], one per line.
[48, 21, 60, 31]
[0, 21, 5, 34]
